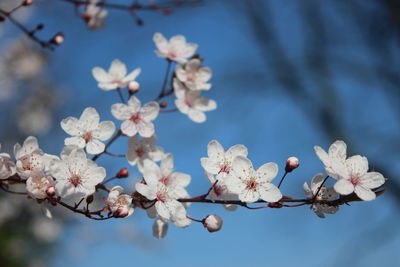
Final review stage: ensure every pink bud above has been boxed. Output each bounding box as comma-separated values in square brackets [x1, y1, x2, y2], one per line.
[51, 33, 64, 45]
[116, 168, 129, 178]
[285, 156, 299, 172]
[203, 214, 223, 233]
[114, 206, 129, 218]
[128, 81, 140, 94]
[46, 186, 56, 197]
[159, 102, 168, 108]
[23, 0, 33, 6]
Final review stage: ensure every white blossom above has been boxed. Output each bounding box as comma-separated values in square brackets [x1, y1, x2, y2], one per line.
[61, 107, 115, 155]
[26, 175, 55, 200]
[0, 145, 16, 179]
[153, 33, 198, 63]
[314, 140, 348, 179]
[175, 58, 212, 91]
[82, 0, 108, 30]
[111, 96, 159, 137]
[174, 79, 216, 123]
[106, 186, 134, 218]
[50, 147, 106, 198]
[225, 156, 282, 203]
[126, 135, 164, 172]
[92, 59, 141, 91]
[303, 173, 339, 218]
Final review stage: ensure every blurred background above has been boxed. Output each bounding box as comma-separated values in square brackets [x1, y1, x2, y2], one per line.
[0, 0, 399, 266]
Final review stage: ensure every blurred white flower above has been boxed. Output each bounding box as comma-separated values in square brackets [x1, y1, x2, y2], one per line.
[126, 135, 164, 172]
[50, 147, 106, 198]
[31, 217, 61, 242]
[225, 156, 282, 203]
[111, 96, 159, 137]
[26, 175, 55, 199]
[0, 145, 16, 179]
[314, 140, 348, 179]
[106, 186, 134, 218]
[303, 173, 339, 218]
[175, 58, 212, 91]
[152, 218, 168, 239]
[153, 32, 198, 63]
[174, 79, 216, 123]
[61, 107, 115, 155]
[92, 59, 141, 91]
[82, 0, 108, 30]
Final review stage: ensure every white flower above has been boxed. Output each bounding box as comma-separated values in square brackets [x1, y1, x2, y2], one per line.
[135, 158, 190, 224]
[225, 156, 282, 203]
[175, 58, 212, 91]
[314, 140, 348, 179]
[26, 175, 55, 200]
[303, 173, 339, 218]
[0, 145, 16, 179]
[153, 218, 168, 239]
[206, 173, 238, 211]
[174, 79, 216, 123]
[126, 135, 164, 172]
[92, 59, 141, 91]
[334, 155, 385, 201]
[61, 107, 115, 155]
[111, 96, 159, 137]
[153, 32, 198, 63]
[50, 147, 106, 198]
[14, 136, 51, 179]
[82, 0, 108, 30]
[106, 186, 134, 218]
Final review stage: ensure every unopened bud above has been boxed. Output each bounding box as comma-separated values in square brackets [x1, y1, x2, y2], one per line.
[285, 156, 299, 173]
[51, 32, 64, 45]
[114, 206, 129, 218]
[128, 81, 139, 94]
[116, 168, 129, 178]
[159, 102, 168, 108]
[81, 13, 91, 22]
[46, 186, 56, 197]
[86, 194, 94, 204]
[203, 214, 223, 233]
[36, 23, 44, 30]
[23, 0, 33, 6]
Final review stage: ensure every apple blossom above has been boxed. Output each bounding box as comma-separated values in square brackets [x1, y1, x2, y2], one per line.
[303, 173, 339, 218]
[111, 96, 159, 137]
[125, 135, 164, 172]
[50, 147, 106, 198]
[225, 156, 282, 203]
[61, 107, 115, 155]
[92, 59, 141, 91]
[175, 58, 212, 91]
[174, 79, 216, 123]
[153, 32, 198, 63]
[106, 186, 134, 218]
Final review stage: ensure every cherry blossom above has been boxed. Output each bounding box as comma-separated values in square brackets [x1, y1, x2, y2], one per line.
[225, 156, 282, 203]
[82, 0, 108, 30]
[0, 145, 16, 179]
[153, 32, 198, 63]
[175, 58, 212, 91]
[61, 107, 115, 155]
[26, 175, 55, 200]
[314, 140, 348, 179]
[92, 59, 141, 91]
[105, 186, 134, 218]
[174, 79, 216, 123]
[111, 96, 159, 137]
[50, 147, 106, 198]
[126, 135, 164, 172]
[303, 173, 339, 218]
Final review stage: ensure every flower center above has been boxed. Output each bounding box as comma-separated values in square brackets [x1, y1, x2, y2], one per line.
[130, 113, 141, 123]
[187, 73, 196, 82]
[156, 192, 166, 202]
[349, 175, 360, 186]
[69, 174, 82, 187]
[213, 185, 224, 196]
[246, 178, 258, 191]
[111, 80, 122, 84]
[159, 175, 170, 185]
[168, 51, 177, 59]
[184, 99, 193, 108]
[136, 148, 145, 157]
[82, 131, 93, 143]
[219, 163, 230, 174]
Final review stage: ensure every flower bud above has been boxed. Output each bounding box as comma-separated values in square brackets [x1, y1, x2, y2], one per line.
[116, 168, 129, 178]
[114, 206, 129, 218]
[81, 13, 91, 23]
[51, 32, 64, 46]
[203, 214, 223, 233]
[128, 81, 139, 94]
[86, 194, 94, 204]
[46, 186, 56, 197]
[285, 156, 299, 173]
[159, 102, 168, 108]
[23, 0, 33, 6]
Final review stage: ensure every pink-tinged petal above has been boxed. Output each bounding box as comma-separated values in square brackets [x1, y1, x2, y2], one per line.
[155, 201, 170, 220]
[328, 140, 347, 160]
[175, 99, 190, 114]
[258, 183, 282, 202]
[346, 155, 368, 177]
[173, 78, 187, 99]
[153, 32, 168, 53]
[135, 183, 157, 200]
[127, 96, 141, 111]
[201, 157, 220, 175]
[109, 59, 127, 79]
[79, 107, 100, 131]
[121, 68, 141, 83]
[86, 139, 105, 155]
[111, 103, 132, 120]
[99, 82, 119, 91]
[232, 156, 253, 179]
[334, 179, 354, 195]
[226, 144, 248, 161]
[137, 121, 155, 138]
[60, 117, 80, 136]
[256, 162, 278, 183]
[92, 121, 115, 141]
[359, 172, 385, 189]
[140, 102, 159, 121]
[121, 120, 138, 137]
[161, 154, 174, 176]
[153, 219, 168, 239]
[354, 185, 376, 201]
[188, 109, 206, 123]
[64, 136, 85, 148]
[92, 67, 112, 83]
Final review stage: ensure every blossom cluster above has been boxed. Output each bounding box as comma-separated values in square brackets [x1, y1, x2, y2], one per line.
[0, 33, 387, 239]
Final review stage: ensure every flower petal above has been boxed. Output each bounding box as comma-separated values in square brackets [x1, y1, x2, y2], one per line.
[109, 59, 127, 79]
[111, 103, 132, 120]
[121, 120, 138, 137]
[256, 162, 278, 183]
[140, 102, 159, 121]
[354, 185, 376, 201]
[86, 139, 105, 155]
[334, 179, 354, 195]
[360, 172, 385, 189]
[92, 67, 112, 83]
[92, 121, 115, 141]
